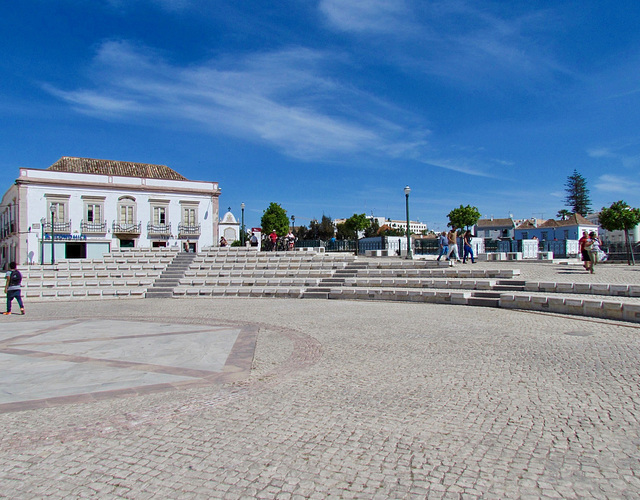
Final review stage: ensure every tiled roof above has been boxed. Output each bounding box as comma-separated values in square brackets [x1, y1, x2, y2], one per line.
[516, 214, 596, 230]
[476, 218, 514, 228]
[47, 157, 188, 181]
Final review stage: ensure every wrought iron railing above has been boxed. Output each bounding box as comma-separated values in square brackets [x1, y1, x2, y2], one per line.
[178, 223, 201, 237]
[80, 220, 107, 233]
[147, 222, 171, 236]
[41, 218, 72, 233]
[112, 221, 142, 234]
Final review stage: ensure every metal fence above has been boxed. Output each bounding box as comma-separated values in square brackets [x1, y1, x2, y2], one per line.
[602, 242, 640, 262]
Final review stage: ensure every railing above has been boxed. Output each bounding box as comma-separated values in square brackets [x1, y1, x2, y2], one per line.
[147, 222, 171, 236]
[80, 220, 107, 233]
[413, 239, 439, 255]
[326, 240, 356, 252]
[178, 223, 201, 237]
[41, 219, 72, 234]
[112, 221, 141, 234]
[602, 242, 640, 262]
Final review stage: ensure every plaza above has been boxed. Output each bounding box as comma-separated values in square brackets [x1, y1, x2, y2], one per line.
[1, 260, 640, 498]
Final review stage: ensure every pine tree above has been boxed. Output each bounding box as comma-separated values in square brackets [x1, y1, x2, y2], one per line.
[564, 170, 592, 216]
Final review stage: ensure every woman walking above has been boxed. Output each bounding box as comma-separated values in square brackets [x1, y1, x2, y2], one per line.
[462, 230, 475, 264]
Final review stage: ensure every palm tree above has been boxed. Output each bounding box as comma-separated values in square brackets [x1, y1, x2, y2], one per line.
[556, 209, 572, 220]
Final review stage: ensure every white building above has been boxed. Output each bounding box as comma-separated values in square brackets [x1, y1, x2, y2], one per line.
[0, 157, 221, 268]
[333, 216, 427, 235]
[218, 209, 241, 244]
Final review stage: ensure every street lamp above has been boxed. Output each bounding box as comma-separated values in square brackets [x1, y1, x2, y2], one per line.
[240, 203, 245, 246]
[291, 215, 295, 233]
[50, 204, 56, 265]
[404, 186, 412, 259]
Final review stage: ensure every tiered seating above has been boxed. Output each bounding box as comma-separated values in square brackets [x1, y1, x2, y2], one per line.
[8, 247, 640, 323]
[174, 249, 356, 298]
[18, 248, 178, 300]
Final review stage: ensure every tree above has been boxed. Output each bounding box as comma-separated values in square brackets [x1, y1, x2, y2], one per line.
[556, 209, 572, 220]
[377, 224, 404, 236]
[363, 218, 380, 238]
[564, 170, 592, 216]
[260, 202, 290, 237]
[318, 215, 335, 240]
[335, 222, 350, 240]
[344, 213, 370, 239]
[599, 200, 640, 265]
[447, 205, 481, 230]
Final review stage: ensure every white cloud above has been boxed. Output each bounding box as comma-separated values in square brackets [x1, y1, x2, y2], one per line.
[44, 41, 429, 162]
[588, 146, 640, 169]
[318, 0, 565, 88]
[319, 0, 413, 34]
[595, 174, 640, 194]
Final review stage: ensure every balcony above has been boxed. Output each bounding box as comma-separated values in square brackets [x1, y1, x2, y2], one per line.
[147, 222, 171, 237]
[81, 220, 107, 234]
[178, 222, 201, 238]
[41, 219, 72, 234]
[112, 221, 142, 235]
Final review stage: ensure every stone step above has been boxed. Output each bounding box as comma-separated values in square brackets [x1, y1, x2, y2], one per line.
[493, 285, 526, 292]
[145, 291, 174, 298]
[302, 292, 330, 299]
[497, 280, 526, 286]
[467, 297, 500, 307]
[472, 292, 502, 299]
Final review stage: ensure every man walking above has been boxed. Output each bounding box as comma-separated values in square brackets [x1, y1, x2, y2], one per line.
[4, 262, 25, 315]
[446, 227, 461, 266]
[436, 231, 449, 263]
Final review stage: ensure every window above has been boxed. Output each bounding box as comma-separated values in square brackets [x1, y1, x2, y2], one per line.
[541, 231, 548, 240]
[153, 206, 166, 225]
[183, 207, 197, 225]
[117, 197, 136, 224]
[521, 232, 528, 239]
[87, 204, 101, 223]
[49, 202, 65, 223]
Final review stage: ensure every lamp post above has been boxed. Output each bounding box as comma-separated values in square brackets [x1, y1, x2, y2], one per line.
[404, 186, 412, 259]
[291, 215, 295, 233]
[240, 203, 245, 246]
[50, 204, 56, 265]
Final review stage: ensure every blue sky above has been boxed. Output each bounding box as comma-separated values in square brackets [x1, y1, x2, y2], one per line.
[2, 0, 640, 232]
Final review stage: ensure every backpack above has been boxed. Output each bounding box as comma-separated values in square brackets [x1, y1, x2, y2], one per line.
[9, 269, 22, 287]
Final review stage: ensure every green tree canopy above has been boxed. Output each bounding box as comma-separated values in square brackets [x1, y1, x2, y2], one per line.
[447, 205, 481, 230]
[363, 218, 380, 238]
[564, 170, 592, 216]
[556, 209, 572, 220]
[318, 215, 335, 240]
[344, 213, 370, 239]
[599, 200, 640, 265]
[261, 202, 290, 237]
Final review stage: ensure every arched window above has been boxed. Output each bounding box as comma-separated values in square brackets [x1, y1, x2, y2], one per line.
[117, 196, 136, 224]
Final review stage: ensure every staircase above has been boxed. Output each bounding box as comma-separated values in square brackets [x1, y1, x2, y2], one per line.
[468, 280, 527, 307]
[302, 262, 367, 299]
[145, 252, 197, 298]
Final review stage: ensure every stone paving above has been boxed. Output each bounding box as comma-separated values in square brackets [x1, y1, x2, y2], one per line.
[1, 261, 640, 498]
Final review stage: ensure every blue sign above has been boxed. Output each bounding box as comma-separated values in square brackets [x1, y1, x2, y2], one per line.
[44, 234, 87, 240]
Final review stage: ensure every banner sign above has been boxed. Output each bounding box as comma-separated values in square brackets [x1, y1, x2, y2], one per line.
[44, 234, 87, 240]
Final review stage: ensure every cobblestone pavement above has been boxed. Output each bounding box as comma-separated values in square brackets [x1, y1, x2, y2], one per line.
[2, 282, 640, 498]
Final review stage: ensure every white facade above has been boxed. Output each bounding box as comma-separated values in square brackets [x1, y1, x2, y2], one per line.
[0, 161, 220, 268]
[218, 210, 240, 244]
[334, 216, 427, 234]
